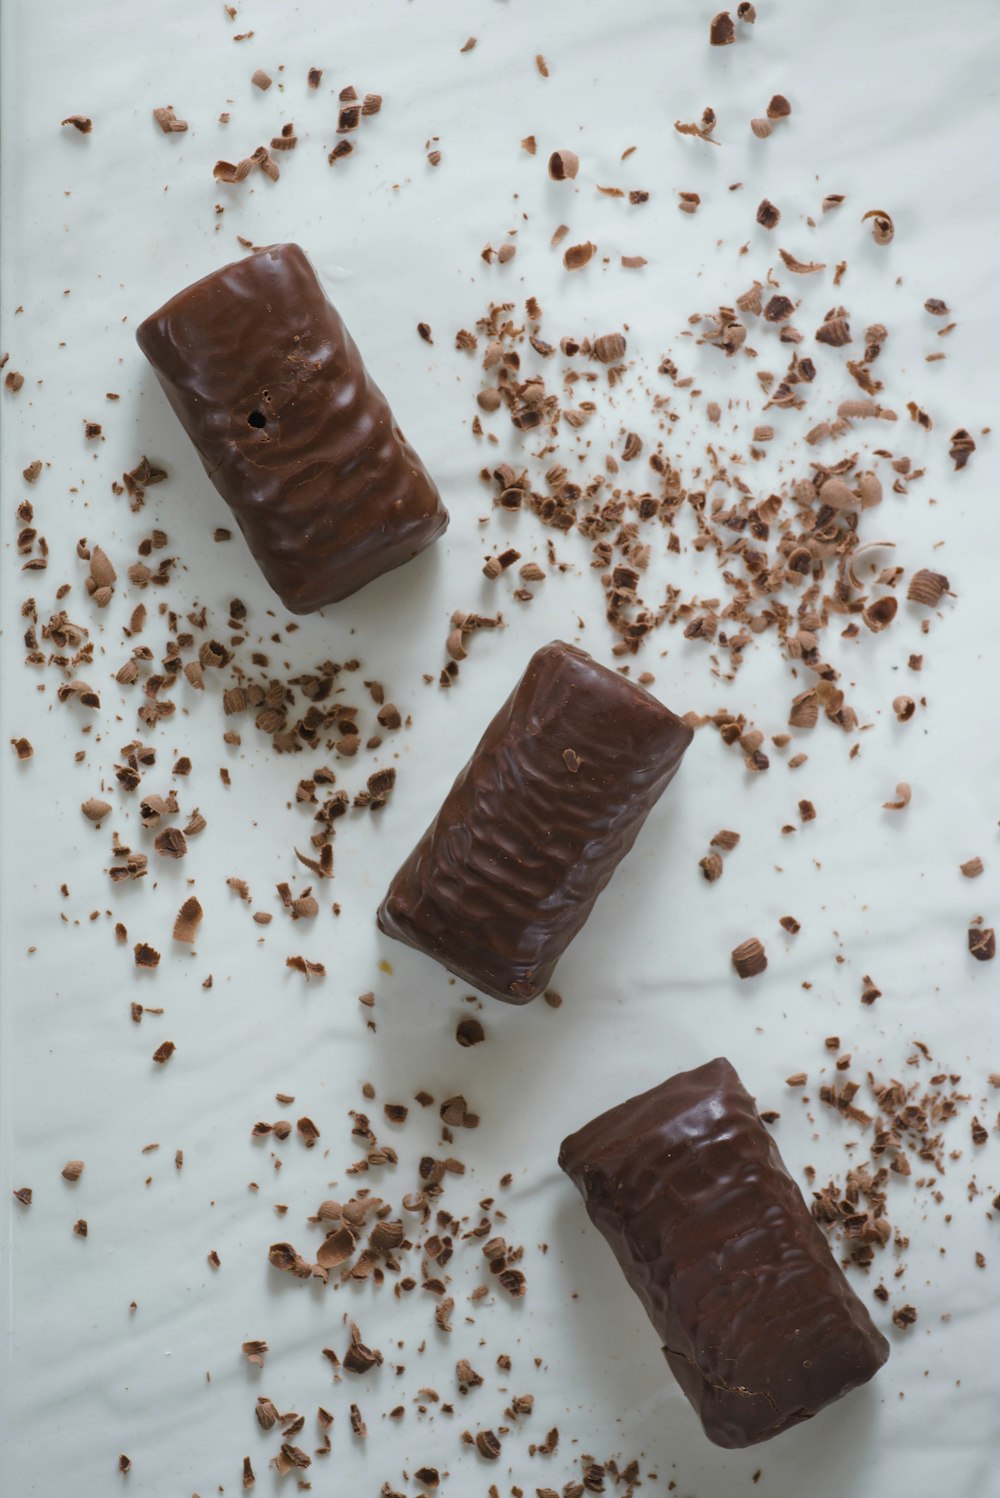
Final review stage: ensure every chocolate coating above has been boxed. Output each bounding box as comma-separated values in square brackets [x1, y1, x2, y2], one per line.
[559, 1058, 890, 1448]
[377, 640, 693, 1003]
[135, 243, 448, 613]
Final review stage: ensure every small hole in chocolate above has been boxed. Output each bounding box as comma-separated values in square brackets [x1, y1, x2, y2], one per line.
[247, 410, 267, 428]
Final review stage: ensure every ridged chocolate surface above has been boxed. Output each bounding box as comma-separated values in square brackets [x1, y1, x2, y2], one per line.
[559, 1057, 890, 1447]
[135, 243, 448, 613]
[377, 640, 694, 1003]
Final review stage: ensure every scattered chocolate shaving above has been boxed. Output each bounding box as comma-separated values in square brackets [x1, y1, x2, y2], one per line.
[153, 106, 188, 134]
[152, 1041, 175, 1064]
[711, 829, 741, 850]
[756, 198, 780, 229]
[731, 937, 767, 978]
[882, 782, 911, 811]
[61, 115, 93, 133]
[456, 1017, 485, 1047]
[62, 1160, 84, 1181]
[906, 569, 949, 607]
[134, 943, 161, 969]
[475, 1429, 502, 1460]
[948, 428, 976, 470]
[779, 248, 825, 274]
[548, 150, 579, 181]
[862, 209, 894, 245]
[969, 927, 996, 962]
[242, 1339, 269, 1368]
[892, 1305, 917, 1329]
[563, 241, 596, 271]
[709, 11, 736, 44]
[173, 897, 203, 944]
[960, 857, 984, 879]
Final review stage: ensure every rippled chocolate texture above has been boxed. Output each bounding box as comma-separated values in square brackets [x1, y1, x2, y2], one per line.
[378, 640, 693, 1003]
[559, 1057, 890, 1448]
[135, 243, 448, 613]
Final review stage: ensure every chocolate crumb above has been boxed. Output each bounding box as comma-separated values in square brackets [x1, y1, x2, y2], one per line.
[756, 199, 780, 230]
[152, 1041, 175, 1064]
[892, 1304, 917, 1329]
[960, 857, 984, 879]
[456, 1017, 485, 1047]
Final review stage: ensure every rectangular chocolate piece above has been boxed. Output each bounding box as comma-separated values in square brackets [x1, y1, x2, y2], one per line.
[559, 1058, 889, 1448]
[377, 640, 693, 1003]
[135, 243, 448, 613]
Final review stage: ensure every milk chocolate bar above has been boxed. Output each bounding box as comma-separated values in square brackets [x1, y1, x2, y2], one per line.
[135, 243, 448, 612]
[559, 1057, 890, 1448]
[377, 640, 693, 1003]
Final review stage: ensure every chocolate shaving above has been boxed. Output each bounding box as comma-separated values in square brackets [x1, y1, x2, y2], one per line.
[882, 782, 912, 811]
[709, 11, 736, 44]
[563, 241, 596, 271]
[862, 209, 894, 245]
[153, 106, 188, 134]
[173, 897, 203, 944]
[731, 937, 767, 978]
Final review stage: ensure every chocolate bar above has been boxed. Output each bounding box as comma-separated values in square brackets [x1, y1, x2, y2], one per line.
[135, 243, 448, 613]
[377, 640, 693, 1003]
[559, 1057, 890, 1448]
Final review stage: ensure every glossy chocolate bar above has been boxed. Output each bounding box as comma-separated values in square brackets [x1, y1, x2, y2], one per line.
[559, 1057, 890, 1447]
[377, 640, 693, 1003]
[135, 243, 448, 612]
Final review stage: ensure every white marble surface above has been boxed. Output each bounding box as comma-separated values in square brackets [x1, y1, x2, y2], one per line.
[2, 1, 999, 1494]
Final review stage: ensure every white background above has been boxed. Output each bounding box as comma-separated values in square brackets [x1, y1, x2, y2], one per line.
[2, 1, 1000, 1494]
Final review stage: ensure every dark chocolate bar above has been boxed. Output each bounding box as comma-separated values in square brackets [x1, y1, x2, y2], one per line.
[377, 640, 693, 1003]
[136, 243, 448, 613]
[559, 1057, 890, 1448]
